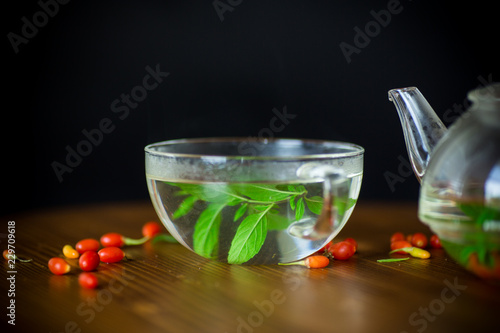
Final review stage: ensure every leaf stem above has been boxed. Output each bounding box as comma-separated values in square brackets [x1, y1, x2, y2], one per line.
[152, 234, 178, 244]
[377, 258, 410, 263]
[209, 188, 289, 205]
[243, 190, 307, 205]
[255, 204, 275, 217]
[123, 236, 150, 246]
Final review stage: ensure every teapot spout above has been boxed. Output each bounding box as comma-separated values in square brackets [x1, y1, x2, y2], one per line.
[388, 87, 447, 182]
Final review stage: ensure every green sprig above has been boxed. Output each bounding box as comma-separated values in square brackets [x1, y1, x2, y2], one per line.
[167, 181, 356, 264]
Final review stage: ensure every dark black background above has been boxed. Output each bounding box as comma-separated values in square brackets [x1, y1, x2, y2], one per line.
[3, 0, 498, 215]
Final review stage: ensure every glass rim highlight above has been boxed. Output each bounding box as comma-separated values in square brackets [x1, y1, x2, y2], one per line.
[144, 137, 365, 161]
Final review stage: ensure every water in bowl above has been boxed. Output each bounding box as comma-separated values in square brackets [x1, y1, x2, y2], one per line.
[147, 175, 362, 264]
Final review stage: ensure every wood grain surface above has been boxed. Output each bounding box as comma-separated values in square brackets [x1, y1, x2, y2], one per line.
[1, 201, 499, 333]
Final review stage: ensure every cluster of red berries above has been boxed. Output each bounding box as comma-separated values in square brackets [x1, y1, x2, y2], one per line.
[48, 222, 162, 289]
[390, 232, 442, 253]
[280, 237, 358, 269]
[321, 237, 358, 260]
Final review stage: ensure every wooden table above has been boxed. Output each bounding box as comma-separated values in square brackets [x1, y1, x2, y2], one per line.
[2, 201, 499, 333]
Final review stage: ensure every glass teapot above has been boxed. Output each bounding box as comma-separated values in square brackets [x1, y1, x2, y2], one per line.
[388, 83, 500, 280]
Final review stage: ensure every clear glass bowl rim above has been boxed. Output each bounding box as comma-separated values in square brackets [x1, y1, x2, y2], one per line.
[144, 137, 365, 161]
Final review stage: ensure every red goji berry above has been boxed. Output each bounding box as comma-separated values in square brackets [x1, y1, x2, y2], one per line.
[142, 221, 162, 238]
[410, 232, 428, 248]
[279, 255, 330, 268]
[3, 249, 32, 262]
[390, 240, 413, 254]
[3, 249, 13, 260]
[100, 233, 126, 247]
[98, 247, 125, 263]
[100, 232, 149, 248]
[467, 252, 500, 279]
[390, 232, 405, 243]
[75, 239, 100, 254]
[79, 251, 100, 271]
[328, 241, 356, 260]
[303, 255, 330, 268]
[48, 257, 70, 275]
[344, 238, 358, 252]
[430, 234, 442, 249]
[63, 245, 80, 259]
[317, 240, 332, 253]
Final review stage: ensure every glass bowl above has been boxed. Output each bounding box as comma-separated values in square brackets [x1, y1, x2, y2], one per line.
[145, 137, 364, 264]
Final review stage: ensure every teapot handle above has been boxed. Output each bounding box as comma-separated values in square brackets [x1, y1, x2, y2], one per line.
[290, 163, 350, 240]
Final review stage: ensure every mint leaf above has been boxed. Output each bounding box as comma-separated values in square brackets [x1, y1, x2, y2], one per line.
[166, 182, 337, 264]
[226, 198, 244, 206]
[295, 197, 305, 221]
[227, 208, 270, 264]
[233, 203, 248, 222]
[290, 195, 297, 210]
[305, 196, 356, 216]
[457, 203, 482, 220]
[457, 203, 500, 226]
[174, 190, 189, 196]
[173, 195, 198, 219]
[152, 234, 178, 244]
[229, 184, 297, 202]
[267, 212, 291, 230]
[193, 203, 225, 259]
[253, 205, 273, 211]
[305, 196, 323, 215]
[335, 198, 357, 216]
[167, 182, 242, 204]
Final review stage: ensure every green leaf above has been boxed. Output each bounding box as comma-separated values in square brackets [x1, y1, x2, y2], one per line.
[227, 208, 270, 264]
[377, 258, 410, 263]
[229, 184, 297, 202]
[174, 190, 189, 196]
[172, 195, 198, 219]
[457, 203, 482, 220]
[267, 213, 291, 230]
[305, 196, 323, 215]
[295, 197, 305, 221]
[167, 182, 206, 197]
[305, 196, 356, 217]
[152, 234, 178, 244]
[167, 182, 241, 204]
[253, 205, 273, 211]
[457, 203, 500, 226]
[226, 198, 244, 206]
[335, 198, 357, 216]
[233, 203, 248, 222]
[193, 203, 225, 259]
[290, 195, 296, 210]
